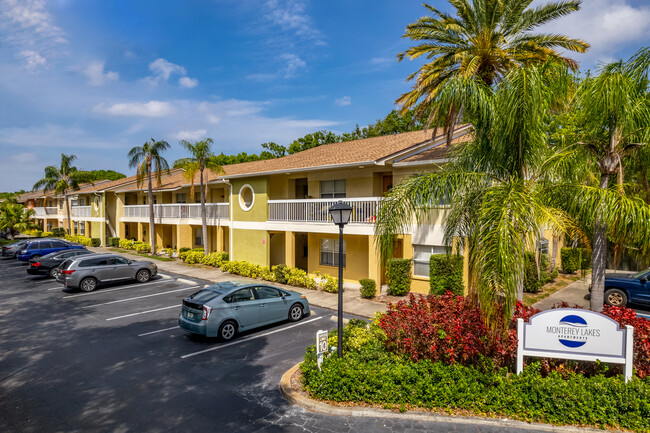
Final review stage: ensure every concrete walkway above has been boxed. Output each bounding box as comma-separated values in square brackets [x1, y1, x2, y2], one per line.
[533, 276, 591, 310]
[90, 247, 387, 318]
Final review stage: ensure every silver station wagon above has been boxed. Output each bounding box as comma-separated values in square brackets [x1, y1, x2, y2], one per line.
[56, 253, 158, 291]
[179, 281, 310, 341]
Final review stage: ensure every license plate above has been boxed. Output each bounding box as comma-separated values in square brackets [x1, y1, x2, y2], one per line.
[186, 312, 194, 319]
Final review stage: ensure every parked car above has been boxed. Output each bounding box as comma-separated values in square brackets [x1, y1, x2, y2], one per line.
[604, 269, 650, 307]
[179, 281, 310, 341]
[17, 239, 84, 261]
[27, 249, 94, 278]
[56, 253, 158, 292]
[2, 238, 58, 258]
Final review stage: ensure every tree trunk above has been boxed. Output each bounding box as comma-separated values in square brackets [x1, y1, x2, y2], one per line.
[590, 173, 609, 311]
[550, 234, 559, 271]
[200, 169, 208, 255]
[148, 169, 156, 255]
[65, 194, 72, 236]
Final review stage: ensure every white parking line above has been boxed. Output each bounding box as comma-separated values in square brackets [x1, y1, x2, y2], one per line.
[159, 273, 172, 279]
[177, 278, 196, 285]
[106, 305, 179, 321]
[82, 286, 199, 308]
[180, 316, 323, 359]
[62, 279, 190, 299]
[138, 326, 179, 336]
[45, 286, 64, 291]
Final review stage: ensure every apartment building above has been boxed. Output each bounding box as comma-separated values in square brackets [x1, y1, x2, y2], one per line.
[18, 127, 475, 293]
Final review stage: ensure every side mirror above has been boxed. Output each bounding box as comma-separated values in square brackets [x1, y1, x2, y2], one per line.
[128, 260, 133, 265]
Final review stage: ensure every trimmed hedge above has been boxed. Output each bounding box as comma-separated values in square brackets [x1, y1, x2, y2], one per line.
[429, 254, 463, 296]
[561, 248, 591, 273]
[359, 279, 376, 298]
[386, 258, 411, 296]
[91, 238, 101, 247]
[64, 235, 93, 246]
[51, 227, 66, 237]
[108, 237, 120, 247]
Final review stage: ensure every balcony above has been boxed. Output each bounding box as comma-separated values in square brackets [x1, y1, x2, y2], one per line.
[268, 197, 380, 224]
[32, 207, 58, 217]
[71, 206, 91, 218]
[122, 203, 229, 224]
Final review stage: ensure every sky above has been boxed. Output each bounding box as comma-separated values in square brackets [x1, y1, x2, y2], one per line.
[0, 0, 649, 192]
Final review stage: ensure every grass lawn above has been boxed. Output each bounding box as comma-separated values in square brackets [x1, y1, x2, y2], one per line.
[523, 272, 585, 307]
[107, 247, 177, 262]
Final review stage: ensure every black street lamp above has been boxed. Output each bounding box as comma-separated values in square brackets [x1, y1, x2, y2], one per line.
[328, 200, 353, 358]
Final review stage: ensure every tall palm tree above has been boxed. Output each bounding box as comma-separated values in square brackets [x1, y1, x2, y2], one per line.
[179, 138, 225, 255]
[33, 154, 88, 235]
[127, 139, 171, 255]
[571, 52, 650, 311]
[397, 0, 589, 144]
[0, 200, 39, 239]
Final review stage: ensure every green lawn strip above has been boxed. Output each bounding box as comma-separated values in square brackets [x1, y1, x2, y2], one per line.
[523, 274, 582, 307]
[106, 247, 176, 262]
[301, 340, 650, 431]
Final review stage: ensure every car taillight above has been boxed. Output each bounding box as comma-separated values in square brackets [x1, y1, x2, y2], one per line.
[32, 262, 41, 267]
[61, 270, 75, 275]
[201, 306, 213, 321]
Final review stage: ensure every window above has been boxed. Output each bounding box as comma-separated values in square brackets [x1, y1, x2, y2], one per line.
[194, 192, 201, 203]
[176, 193, 187, 204]
[239, 184, 255, 211]
[224, 288, 255, 303]
[537, 238, 549, 255]
[125, 224, 130, 239]
[109, 257, 129, 265]
[80, 222, 85, 236]
[256, 286, 283, 299]
[320, 180, 346, 198]
[142, 195, 157, 205]
[51, 241, 66, 248]
[320, 238, 346, 267]
[58, 199, 63, 210]
[80, 257, 109, 267]
[413, 245, 448, 277]
[74, 221, 79, 234]
[195, 228, 203, 246]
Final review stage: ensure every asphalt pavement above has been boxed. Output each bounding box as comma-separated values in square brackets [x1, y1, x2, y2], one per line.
[0, 255, 571, 432]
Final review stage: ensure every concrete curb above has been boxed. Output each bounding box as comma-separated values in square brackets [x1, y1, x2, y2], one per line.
[280, 363, 608, 433]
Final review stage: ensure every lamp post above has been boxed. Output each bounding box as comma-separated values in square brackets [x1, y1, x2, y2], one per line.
[328, 200, 353, 358]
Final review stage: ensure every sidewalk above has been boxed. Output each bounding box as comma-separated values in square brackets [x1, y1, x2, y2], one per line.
[532, 276, 591, 310]
[89, 247, 387, 318]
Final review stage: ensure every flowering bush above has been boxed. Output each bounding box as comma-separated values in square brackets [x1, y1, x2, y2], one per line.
[133, 242, 150, 253]
[200, 252, 229, 267]
[64, 235, 93, 246]
[179, 249, 204, 263]
[314, 271, 338, 293]
[119, 239, 133, 249]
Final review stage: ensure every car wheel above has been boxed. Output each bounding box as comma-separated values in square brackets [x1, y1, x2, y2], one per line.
[605, 289, 628, 307]
[49, 267, 59, 278]
[80, 277, 98, 292]
[218, 320, 237, 341]
[288, 304, 304, 322]
[136, 269, 151, 283]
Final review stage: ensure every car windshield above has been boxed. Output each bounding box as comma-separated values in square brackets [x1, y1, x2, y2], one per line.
[60, 259, 74, 270]
[631, 269, 650, 279]
[187, 289, 225, 303]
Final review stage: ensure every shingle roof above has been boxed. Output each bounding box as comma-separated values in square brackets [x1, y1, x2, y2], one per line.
[397, 132, 473, 163]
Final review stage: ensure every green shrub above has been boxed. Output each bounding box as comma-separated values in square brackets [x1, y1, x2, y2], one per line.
[359, 279, 376, 298]
[91, 238, 101, 247]
[23, 229, 43, 237]
[179, 250, 204, 264]
[118, 239, 133, 250]
[386, 258, 411, 296]
[133, 242, 151, 253]
[64, 235, 93, 246]
[429, 254, 464, 296]
[162, 248, 174, 257]
[286, 267, 316, 289]
[562, 247, 579, 273]
[273, 264, 289, 284]
[200, 252, 228, 267]
[41, 231, 53, 238]
[179, 247, 191, 253]
[220, 260, 275, 281]
[51, 227, 66, 237]
[315, 271, 338, 293]
[108, 237, 120, 247]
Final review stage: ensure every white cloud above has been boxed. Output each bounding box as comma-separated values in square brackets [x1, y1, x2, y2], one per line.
[172, 129, 208, 141]
[531, 0, 650, 65]
[264, 0, 323, 43]
[18, 50, 46, 72]
[334, 96, 351, 106]
[205, 114, 221, 125]
[247, 53, 306, 81]
[92, 101, 175, 118]
[81, 61, 119, 86]
[9, 152, 38, 164]
[2, 0, 66, 42]
[178, 76, 198, 88]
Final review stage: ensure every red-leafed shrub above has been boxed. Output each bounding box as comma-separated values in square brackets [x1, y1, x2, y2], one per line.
[378, 292, 538, 369]
[603, 306, 650, 378]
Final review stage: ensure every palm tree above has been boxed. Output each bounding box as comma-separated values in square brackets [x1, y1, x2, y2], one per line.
[179, 138, 225, 255]
[33, 154, 88, 235]
[571, 51, 650, 311]
[0, 200, 39, 239]
[396, 0, 589, 144]
[127, 139, 171, 255]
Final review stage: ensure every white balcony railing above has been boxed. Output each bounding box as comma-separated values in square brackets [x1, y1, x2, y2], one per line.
[123, 203, 229, 221]
[32, 207, 58, 217]
[268, 197, 380, 224]
[71, 206, 91, 217]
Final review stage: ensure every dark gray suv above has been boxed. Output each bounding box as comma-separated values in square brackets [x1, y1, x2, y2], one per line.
[56, 253, 158, 292]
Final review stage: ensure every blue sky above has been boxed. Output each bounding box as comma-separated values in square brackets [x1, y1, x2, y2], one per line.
[1, 0, 649, 192]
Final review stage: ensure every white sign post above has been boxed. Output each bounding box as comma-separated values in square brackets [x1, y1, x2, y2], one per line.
[316, 330, 328, 371]
[517, 308, 634, 382]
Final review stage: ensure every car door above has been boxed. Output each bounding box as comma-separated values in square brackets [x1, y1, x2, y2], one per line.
[255, 286, 289, 323]
[87, 257, 113, 281]
[50, 240, 68, 254]
[223, 288, 261, 330]
[629, 272, 650, 304]
[109, 256, 132, 280]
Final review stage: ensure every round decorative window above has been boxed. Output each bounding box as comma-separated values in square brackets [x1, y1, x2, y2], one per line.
[239, 184, 255, 211]
[93, 196, 101, 212]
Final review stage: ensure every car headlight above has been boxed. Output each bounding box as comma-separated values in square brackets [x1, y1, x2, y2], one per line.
[20, 250, 26, 254]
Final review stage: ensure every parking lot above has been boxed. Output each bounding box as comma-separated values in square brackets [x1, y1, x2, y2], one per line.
[0, 255, 550, 433]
